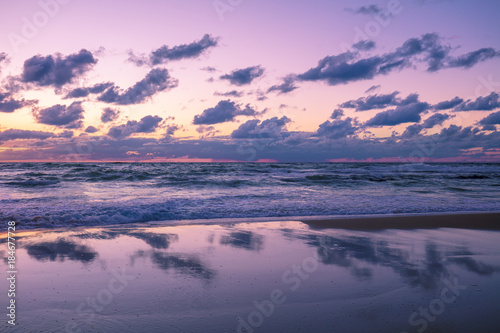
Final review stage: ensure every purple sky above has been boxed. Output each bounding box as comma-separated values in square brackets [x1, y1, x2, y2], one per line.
[1, 0, 500, 162]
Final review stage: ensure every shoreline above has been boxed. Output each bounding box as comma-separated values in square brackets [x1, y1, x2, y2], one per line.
[301, 211, 500, 230]
[5, 210, 500, 233]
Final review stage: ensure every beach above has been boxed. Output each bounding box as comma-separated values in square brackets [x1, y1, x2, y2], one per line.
[2, 212, 500, 333]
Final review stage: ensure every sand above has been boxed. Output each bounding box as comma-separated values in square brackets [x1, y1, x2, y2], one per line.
[1, 213, 500, 332]
[301, 211, 500, 230]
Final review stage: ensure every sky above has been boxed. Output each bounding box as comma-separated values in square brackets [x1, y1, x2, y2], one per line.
[0, 0, 500, 162]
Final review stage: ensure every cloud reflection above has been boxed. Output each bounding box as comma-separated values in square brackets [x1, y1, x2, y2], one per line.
[25, 239, 97, 263]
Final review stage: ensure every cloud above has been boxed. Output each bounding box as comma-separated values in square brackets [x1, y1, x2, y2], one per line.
[107, 115, 163, 139]
[401, 124, 424, 138]
[57, 130, 74, 138]
[64, 82, 113, 99]
[2, 123, 500, 162]
[220, 66, 264, 86]
[0, 91, 37, 113]
[231, 116, 291, 139]
[0, 129, 53, 141]
[433, 96, 464, 110]
[128, 34, 218, 66]
[422, 113, 451, 128]
[346, 5, 384, 15]
[297, 33, 500, 86]
[316, 117, 357, 139]
[85, 126, 99, 134]
[193, 100, 259, 125]
[21, 49, 97, 87]
[165, 124, 179, 136]
[201, 66, 217, 72]
[101, 107, 120, 123]
[454, 92, 500, 111]
[479, 111, 500, 125]
[365, 85, 381, 94]
[448, 48, 499, 69]
[33, 101, 85, 128]
[352, 40, 376, 51]
[97, 68, 178, 105]
[267, 75, 298, 94]
[401, 113, 451, 138]
[214, 90, 244, 98]
[0, 52, 8, 73]
[365, 99, 430, 126]
[331, 109, 344, 119]
[340, 91, 400, 111]
[297, 52, 383, 86]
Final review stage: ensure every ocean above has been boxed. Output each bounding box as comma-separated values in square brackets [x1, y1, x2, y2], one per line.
[1, 162, 499, 229]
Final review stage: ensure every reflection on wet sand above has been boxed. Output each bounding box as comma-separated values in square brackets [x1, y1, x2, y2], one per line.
[130, 250, 215, 281]
[219, 230, 264, 251]
[25, 239, 97, 263]
[74, 229, 179, 249]
[283, 229, 500, 289]
[1, 221, 500, 333]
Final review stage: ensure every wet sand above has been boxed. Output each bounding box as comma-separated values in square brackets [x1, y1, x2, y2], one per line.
[301, 212, 500, 230]
[1, 214, 500, 332]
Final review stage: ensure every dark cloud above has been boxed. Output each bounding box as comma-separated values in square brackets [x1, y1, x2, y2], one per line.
[220, 66, 264, 86]
[214, 90, 244, 98]
[2, 124, 500, 162]
[33, 101, 85, 128]
[297, 52, 382, 86]
[201, 66, 217, 72]
[433, 96, 464, 110]
[448, 48, 499, 69]
[97, 68, 178, 105]
[352, 40, 376, 51]
[0, 129, 53, 141]
[101, 107, 120, 123]
[347, 4, 384, 15]
[365, 85, 380, 94]
[165, 124, 179, 136]
[0, 91, 37, 113]
[193, 100, 259, 125]
[422, 113, 451, 128]
[365, 99, 430, 127]
[479, 111, 500, 125]
[0, 52, 8, 73]
[481, 124, 497, 131]
[297, 33, 499, 86]
[316, 117, 357, 139]
[231, 116, 290, 139]
[340, 91, 400, 111]
[454, 92, 500, 111]
[401, 124, 424, 138]
[21, 49, 97, 87]
[64, 82, 113, 99]
[57, 130, 74, 138]
[107, 115, 163, 139]
[85, 126, 99, 134]
[267, 75, 298, 94]
[331, 108, 344, 119]
[129, 34, 218, 66]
